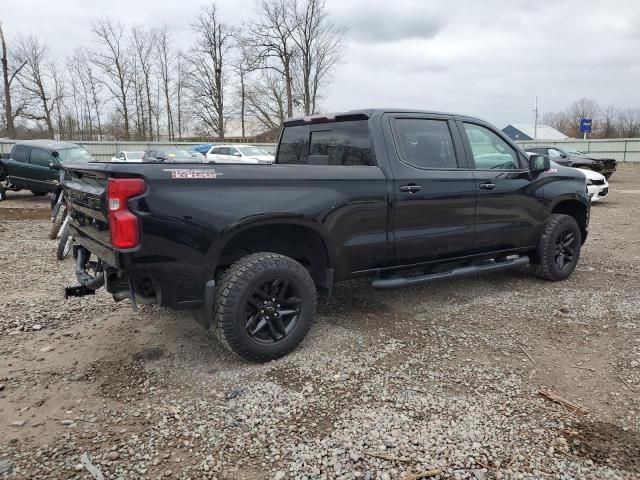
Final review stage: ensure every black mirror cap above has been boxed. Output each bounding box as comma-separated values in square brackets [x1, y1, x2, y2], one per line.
[49, 162, 62, 170]
[529, 154, 550, 173]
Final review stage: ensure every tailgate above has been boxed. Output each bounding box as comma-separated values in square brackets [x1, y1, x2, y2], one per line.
[62, 163, 117, 265]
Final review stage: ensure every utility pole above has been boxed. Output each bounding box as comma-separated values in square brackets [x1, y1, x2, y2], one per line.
[533, 96, 539, 140]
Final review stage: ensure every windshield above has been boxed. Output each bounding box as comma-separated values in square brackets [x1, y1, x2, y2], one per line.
[57, 147, 94, 162]
[238, 146, 271, 156]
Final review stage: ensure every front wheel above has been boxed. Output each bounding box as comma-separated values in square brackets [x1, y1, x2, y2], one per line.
[531, 214, 582, 281]
[210, 252, 317, 362]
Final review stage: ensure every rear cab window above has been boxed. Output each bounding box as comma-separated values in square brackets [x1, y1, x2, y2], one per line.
[277, 120, 374, 166]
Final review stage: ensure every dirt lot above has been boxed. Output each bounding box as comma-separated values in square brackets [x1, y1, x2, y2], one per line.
[1, 167, 639, 479]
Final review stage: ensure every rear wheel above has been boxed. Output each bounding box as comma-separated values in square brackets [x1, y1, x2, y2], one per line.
[531, 214, 581, 281]
[210, 252, 317, 362]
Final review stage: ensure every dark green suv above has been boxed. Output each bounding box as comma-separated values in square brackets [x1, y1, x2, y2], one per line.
[0, 140, 94, 200]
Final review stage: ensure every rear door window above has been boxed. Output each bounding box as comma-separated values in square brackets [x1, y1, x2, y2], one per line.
[11, 145, 29, 163]
[277, 120, 374, 166]
[392, 118, 459, 169]
[30, 148, 52, 167]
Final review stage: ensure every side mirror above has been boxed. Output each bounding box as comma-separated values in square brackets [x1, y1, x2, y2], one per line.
[49, 162, 62, 170]
[529, 154, 550, 173]
[156, 153, 168, 161]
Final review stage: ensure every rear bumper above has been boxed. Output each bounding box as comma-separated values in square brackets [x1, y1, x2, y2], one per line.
[70, 225, 206, 310]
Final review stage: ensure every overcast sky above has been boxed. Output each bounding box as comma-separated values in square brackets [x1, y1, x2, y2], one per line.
[3, 0, 640, 128]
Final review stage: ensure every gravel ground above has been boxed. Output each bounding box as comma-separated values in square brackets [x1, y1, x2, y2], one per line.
[1, 167, 639, 479]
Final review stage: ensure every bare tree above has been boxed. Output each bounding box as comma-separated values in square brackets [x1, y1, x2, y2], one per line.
[291, 0, 345, 115]
[156, 25, 175, 140]
[91, 17, 132, 140]
[599, 104, 618, 138]
[248, 0, 298, 118]
[1, 22, 27, 138]
[542, 110, 572, 136]
[232, 36, 259, 138]
[68, 52, 95, 139]
[617, 108, 640, 138]
[174, 50, 188, 140]
[50, 63, 66, 139]
[132, 27, 155, 140]
[567, 97, 599, 133]
[186, 4, 233, 138]
[245, 71, 287, 132]
[14, 35, 61, 138]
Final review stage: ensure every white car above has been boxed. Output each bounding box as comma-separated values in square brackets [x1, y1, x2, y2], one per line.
[579, 167, 609, 202]
[111, 151, 145, 162]
[205, 145, 274, 164]
[526, 152, 609, 203]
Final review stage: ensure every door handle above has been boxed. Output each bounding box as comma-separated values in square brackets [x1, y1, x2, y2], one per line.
[479, 182, 496, 190]
[399, 184, 422, 193]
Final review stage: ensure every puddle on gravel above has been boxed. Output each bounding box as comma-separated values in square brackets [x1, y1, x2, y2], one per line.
[0, 208, 50, 220]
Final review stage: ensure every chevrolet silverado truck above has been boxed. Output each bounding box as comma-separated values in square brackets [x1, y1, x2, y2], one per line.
[61, 109, 590, 362]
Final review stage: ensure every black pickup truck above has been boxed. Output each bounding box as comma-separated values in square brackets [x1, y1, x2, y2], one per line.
[62, 109, 590, 362]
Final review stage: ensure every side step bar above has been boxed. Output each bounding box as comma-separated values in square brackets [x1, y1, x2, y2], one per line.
[371, 255, 530, 290]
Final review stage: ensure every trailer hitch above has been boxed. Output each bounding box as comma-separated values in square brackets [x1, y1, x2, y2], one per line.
[64, 246, 105, 299]
[64, 285, 96, 298]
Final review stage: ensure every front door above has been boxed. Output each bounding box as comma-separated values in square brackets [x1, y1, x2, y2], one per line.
[387, 114, 477, 265]
[457, 120, 545, 252]
[28, 147, 58, 192]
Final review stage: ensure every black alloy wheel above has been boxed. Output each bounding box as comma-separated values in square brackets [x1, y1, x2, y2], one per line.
[245, 277, 303, 344]
[210, 253, 317, 362]
[554, 229, 576, 271]
[531, 213, 582, 281]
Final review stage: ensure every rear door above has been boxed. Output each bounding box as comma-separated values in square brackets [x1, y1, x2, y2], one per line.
[28, 147, 58, 192]
[6, 145, 31, 188]
[385, 114, 477, 264]
[457, 120, 544, 251]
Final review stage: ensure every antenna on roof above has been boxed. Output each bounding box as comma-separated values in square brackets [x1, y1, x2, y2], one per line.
[533, 96, 539, 140]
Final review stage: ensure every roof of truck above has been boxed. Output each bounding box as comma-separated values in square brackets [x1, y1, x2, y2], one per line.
[13, 139, 81, 151]
[283, 108, 472, 126]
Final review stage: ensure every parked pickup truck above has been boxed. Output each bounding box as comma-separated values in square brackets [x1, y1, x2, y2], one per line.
[0, 140, 94, 201]
[61, 109, 590, 362]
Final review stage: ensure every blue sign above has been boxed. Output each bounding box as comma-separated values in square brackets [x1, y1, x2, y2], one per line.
[580, 118, 592, 133]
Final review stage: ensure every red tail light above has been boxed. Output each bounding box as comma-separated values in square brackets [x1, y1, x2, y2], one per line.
[107, 178, 146, 248]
